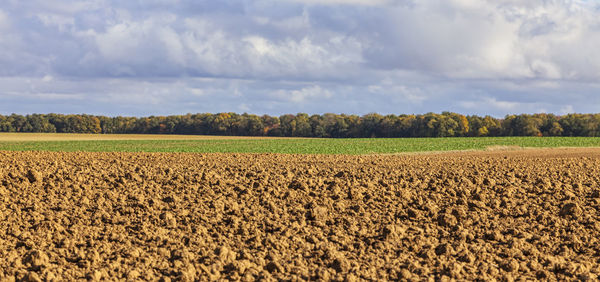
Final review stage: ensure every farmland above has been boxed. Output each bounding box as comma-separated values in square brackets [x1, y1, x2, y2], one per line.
[0, 133, 599, 154]
[1, 134, 600, 280]
[1, 149, 600, 280]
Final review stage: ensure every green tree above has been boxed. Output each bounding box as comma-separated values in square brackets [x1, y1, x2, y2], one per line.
[293, 113, 312, 137]
[361, 113, 383, 137]
[309, 115, 327, 137]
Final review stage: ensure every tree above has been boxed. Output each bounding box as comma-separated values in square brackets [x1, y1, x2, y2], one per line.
[378, 115, 398, 137]
[279, 114, 295, 136]
[0, 115, 15, 132]
[443, 112, 469, 136]
[293, 113, 312, 137]
[361, 113, 382, 138]
[23, 114, 56, 133]
[344, 115, 362, 137]
[1, 111, 600, 138]
[396, 115, 416, 137]
[210, 113, 233, 135]
[322, 113, 348, 138]
[262, 115, 281, 136]
[503, 114, 542, 136]
[309, 115, 327, 137]
[10, 114, 27, 132]
[240, 114, 264, 136]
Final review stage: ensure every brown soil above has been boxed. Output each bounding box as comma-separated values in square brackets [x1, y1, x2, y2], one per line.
[1, 150, 599, 281]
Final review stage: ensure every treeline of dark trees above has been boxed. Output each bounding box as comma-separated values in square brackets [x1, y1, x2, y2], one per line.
[1, 112, 600, 137]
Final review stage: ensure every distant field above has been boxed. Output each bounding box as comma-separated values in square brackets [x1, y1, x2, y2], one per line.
[0, 133, 290, 141]
[0, 133, 599, 154]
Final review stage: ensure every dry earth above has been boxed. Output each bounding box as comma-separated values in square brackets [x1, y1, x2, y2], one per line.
[1, 149, 600, 281]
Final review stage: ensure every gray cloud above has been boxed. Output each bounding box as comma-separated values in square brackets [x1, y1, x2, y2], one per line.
[0, 0, 600, 116]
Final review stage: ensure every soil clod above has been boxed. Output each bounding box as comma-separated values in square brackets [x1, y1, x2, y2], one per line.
[559, 202, 582, 218]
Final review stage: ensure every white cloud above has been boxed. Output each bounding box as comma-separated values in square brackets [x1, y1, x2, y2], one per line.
[283, 0, 394, 6]
[242, 35, 363, 77]
[252, 9, 311, 31]
[36, 13, 75, 32]
[42, 75, 53, 82]
[34, 92, 85, 100]
[93, 17, 182, 65]
[560, 105, 574, 115]
[182, 18, 238, 74]
[368, 82, 427, 104]
[23, 0, 103, 14]
[370, 0, 600, 81]
[157, 26, 185, 65]
[83, 14, 365, 79]
[486, 98, 520, 111]
[271, 85, 333, 103]
[238, 103, 251, 112]
[0, 10, 9, 30]
[460, 97, 520, 111]
[94, 23, 142, 61]
[187, 87, 205, 97]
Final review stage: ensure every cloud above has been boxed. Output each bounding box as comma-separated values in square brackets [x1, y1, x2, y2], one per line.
[5, 0, 600, 81]
[58, 13, 364, 80]
[241, 35, 363, 78]
[0, 9, 9, 30]
[42, 75, 53, 82]
[460, 97, 519, 111]
[8, 0, 600, 82]
[282, 0, 395, 6]
[1, 0, 600, 116]
[271, 85, 333, 103]
[560, 105, 574, 115]
[365, 0, 600, 81]
[367, 77, 429, 104]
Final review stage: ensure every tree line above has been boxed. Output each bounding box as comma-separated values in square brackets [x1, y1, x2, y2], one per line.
[1, 112, 599, 137]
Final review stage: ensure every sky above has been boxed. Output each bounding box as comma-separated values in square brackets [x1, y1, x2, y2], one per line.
[1, 0, 600, 117]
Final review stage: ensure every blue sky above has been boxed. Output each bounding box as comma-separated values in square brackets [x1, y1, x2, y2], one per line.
[1, 0, 600, 117]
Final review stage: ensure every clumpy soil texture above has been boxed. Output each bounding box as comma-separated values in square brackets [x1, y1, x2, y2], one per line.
[1, 150, 600, 281]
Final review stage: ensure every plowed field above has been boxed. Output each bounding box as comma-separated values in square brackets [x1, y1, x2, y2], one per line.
[1, 149, 600, 281]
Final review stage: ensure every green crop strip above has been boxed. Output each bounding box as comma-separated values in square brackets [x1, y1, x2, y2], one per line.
[0, 137, 599, 154]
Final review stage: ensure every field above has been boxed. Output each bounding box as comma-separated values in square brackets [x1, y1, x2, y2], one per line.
[1, 134, 600, 280]
[1, 149, 600, 280]
[0, 133, 599, 154]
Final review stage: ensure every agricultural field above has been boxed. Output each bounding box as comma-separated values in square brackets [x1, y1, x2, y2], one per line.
[1, 148, 600, 280]
[0, 133, 600, 154]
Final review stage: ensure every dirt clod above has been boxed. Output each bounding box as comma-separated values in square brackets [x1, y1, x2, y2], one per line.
[382, 223, 406, 239]
[127, 270, 140, 280]
[559, 202, 582, 218]
[23, 250, 49, 269]
[502, 259, 520, 273]
[160, 212, 177, 227]
[308, 205, 328, 222]
[265, 261, 282, 273]
[289, 179, 308, 190]
[24, 272, 41, 282]
[162, 196, 176, 203]
[26, 169, 42, 183]
[435, 243, 452, 255]
[87, 270, 103, 281]
[331, 257, 350, 273]
[437, 213, 457, 227]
